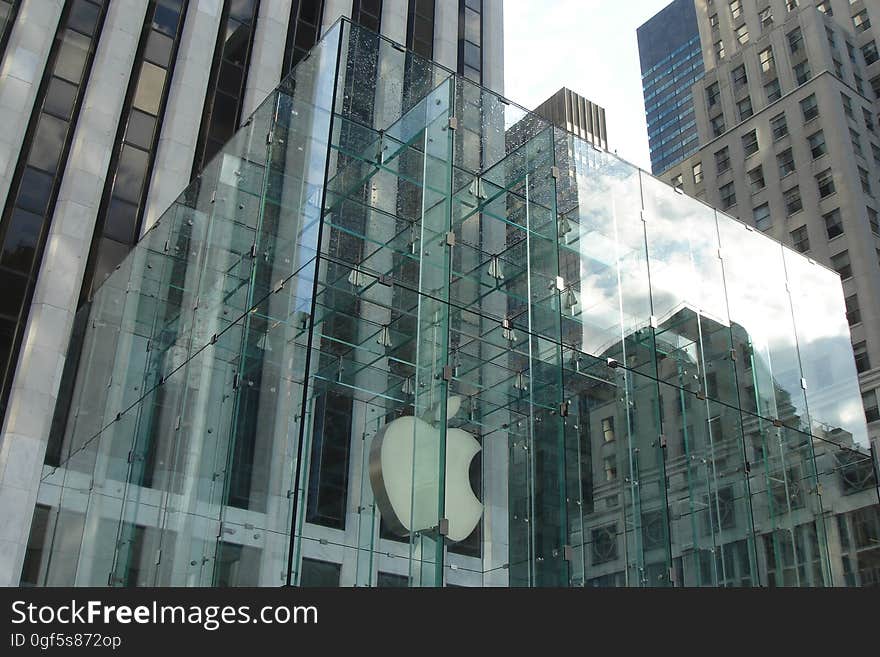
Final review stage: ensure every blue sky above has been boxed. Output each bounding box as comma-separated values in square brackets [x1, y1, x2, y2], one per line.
[504, 0, 674, 171]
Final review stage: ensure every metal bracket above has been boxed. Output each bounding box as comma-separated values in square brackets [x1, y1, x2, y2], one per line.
[550, 166, 560, 179]
[442, 366, 453, 381]
[659, 434, 667, 448]
[448, 117, 458, 130]
[438, 518, 449, 536]
[563, 545, 574, 562]
[801, 377, 808, 390]
[445, 231, 456, 247]
[560, 401, 569, 417]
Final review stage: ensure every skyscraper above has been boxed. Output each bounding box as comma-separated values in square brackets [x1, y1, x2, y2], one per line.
[646, 1, 880, 456]
[0, 0, 504, 587]
[533, 87, 608, 150]
[637, 0, 706, 174]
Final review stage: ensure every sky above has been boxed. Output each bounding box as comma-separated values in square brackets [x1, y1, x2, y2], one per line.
[503, 0, 674, 171]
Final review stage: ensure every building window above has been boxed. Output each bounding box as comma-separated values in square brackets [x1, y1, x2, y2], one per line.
[760, 6, 773, 31]
[817, 170, 836, 198]
[352, 0, 383, 31]
[853, 341, 870, 373]
[777, 148, 795, 177]
[736, 24, 749, 45]
[671, 173, 683, 190]
[872, 75, 880, 100]
[458, 0, 482, 82]
[720, 181, 737, 209]
[863, 109, 874, 134]
[730, 0, 742, 19]
[868, 207, 880, 234]
[790, 225, 810, 252]
[873, 143, 880, 166]
[847, 40, 857, 63]
[710, 13, 719, 30]
[793, 61, 811, 85]
[842, 93, 854, 118]
[831, 250, 852, 279]
[786, 0, 798, 10]
[84, 0, 188, 299]
[732, 64, 747, 89]
[754, 202, 771, 230]
[192, 0, 261, 175]
[0, 0, 109, 421]
[714, 39, 726, 61]
[716, 146, 731, 173]
[742, 129, 759, 156]
[846, 294, 861, 326]
[406, 0, 435, 59]
[805, 130, 826, 159]
[748, 165, 765, 192]
[853, 9, 871, 33]
[283, 0, 326, 74]
[604, 456, 618, 482]
[759, 47, 774, 73]
[824, 208, 843, 239]
[737, 96, 753, 121]
[801, 94, 819, 121]
[693, 161, 703, 184]
[855, 74, 865, 95]
[863, 391, 879, 423]
[859, 167, 872, 196]
[300, 558, 342, 587]
[827, 25, 837, 51]
[771, 112, 788, 140]
[788, 27, 804, 55]
[816, 0, 832, 15]
[602, 416, 615, 442]
[863, 41, 879, 66]
[785, 186, 803, 215]
[765, 78, 782, 102]
[0, 1, 22, 61]
[706, 81, 721, 108]
[851, 128, 864, 158]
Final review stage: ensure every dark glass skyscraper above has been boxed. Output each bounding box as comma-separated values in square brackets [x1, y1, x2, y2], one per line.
[637, 0, 704, 175]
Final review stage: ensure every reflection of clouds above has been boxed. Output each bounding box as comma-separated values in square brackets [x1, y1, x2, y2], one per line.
[642, 177, 728, 326]
[562, 142, 868, 448]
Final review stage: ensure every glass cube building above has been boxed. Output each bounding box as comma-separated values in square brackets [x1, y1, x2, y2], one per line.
[23, 19, 880, 588]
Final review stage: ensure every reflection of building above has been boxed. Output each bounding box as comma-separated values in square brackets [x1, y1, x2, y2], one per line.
[641, 1, 880, 456]
[0, 0, 504, 587]
[12, 19, 880, 589]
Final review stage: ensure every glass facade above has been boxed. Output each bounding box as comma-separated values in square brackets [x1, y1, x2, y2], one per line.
[638, 0, 704, 175]
[23, 19, 880, 588]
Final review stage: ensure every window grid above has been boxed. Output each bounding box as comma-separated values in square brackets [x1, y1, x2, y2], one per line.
[0, 0, 108, 424]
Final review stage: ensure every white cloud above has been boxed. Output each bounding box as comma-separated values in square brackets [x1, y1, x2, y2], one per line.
[503, 0, 673, 170]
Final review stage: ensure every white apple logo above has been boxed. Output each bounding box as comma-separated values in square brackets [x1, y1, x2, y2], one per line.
[369, 396, 482, 543]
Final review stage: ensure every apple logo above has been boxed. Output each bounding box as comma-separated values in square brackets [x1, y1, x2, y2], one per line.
[369, 396, 482, 543]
